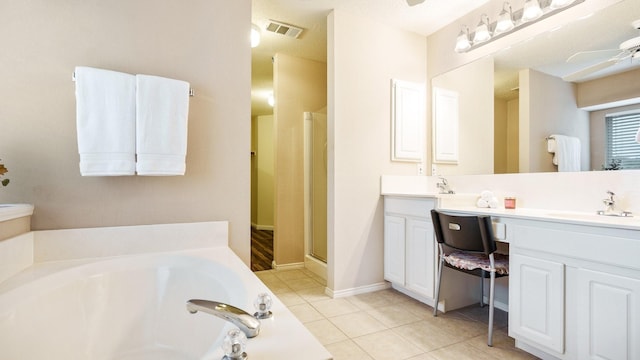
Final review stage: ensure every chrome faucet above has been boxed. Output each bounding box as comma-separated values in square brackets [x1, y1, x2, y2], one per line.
[603, 190, 616, 213]
[186, 299, 261, 338]
[436, 176, 455, 194]
[597, 190, 633, 217]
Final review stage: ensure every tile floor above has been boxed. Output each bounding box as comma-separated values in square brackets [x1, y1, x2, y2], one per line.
[255, 268, 539, 360]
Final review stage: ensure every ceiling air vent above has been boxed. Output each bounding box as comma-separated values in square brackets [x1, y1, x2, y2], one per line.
[265, 20, 303, 39]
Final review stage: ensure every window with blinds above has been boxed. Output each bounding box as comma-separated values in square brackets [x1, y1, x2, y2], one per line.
[605, 111, 640, 170]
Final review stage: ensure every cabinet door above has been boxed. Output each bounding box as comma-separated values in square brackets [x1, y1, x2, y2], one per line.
[405, 218, 435, 298]
[384, 215, 405, 284]
[510, 254, 565, 354]
[577, 269, 640, 360]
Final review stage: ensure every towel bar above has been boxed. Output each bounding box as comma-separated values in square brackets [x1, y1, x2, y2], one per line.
[72, 71, 194, 97]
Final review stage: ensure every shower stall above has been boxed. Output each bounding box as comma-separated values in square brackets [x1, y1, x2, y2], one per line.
[303, 112, 327, 277]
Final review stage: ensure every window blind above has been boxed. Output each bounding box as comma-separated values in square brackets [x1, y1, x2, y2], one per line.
[605, 111, 640, 170]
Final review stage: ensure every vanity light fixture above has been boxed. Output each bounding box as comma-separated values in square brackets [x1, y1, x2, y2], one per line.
[473, 14, 492, 44]
[454, 0, 585, 53]
[550, 0, 576, 10]
[454, 26, 472, 53]
[494, 3, 515, 35]
[522, 0, 543, 23]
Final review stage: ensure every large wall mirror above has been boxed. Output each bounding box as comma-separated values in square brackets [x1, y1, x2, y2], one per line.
[433, 0, 640, 175]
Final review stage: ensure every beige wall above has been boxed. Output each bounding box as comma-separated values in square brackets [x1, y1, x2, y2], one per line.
[507, 99, 520, 173]
[0, 0, 252, 263]
[520, 69, 589, 173]
[273, 54, 327, 266]
[256, 115, 275, 229]
[431, 57, 494, 175]
[577, 68, 640, 108]
[328, 10, 427, 292]
[254, 115, 274, 229]
[494, 98, 508, 174]
[495, 97, 520, 174]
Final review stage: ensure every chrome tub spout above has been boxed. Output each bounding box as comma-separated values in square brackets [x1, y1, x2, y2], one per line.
[186, 299, 261, 338]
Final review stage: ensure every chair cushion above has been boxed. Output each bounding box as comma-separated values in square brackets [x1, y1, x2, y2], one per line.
[443, 252, 509, 275]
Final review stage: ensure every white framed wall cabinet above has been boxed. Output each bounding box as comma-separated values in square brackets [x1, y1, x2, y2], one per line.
[390, 79, 425, 162]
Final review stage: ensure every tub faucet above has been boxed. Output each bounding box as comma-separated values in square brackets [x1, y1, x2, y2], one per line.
[186, 299, 261, 338]
[436, 177, 455, 194]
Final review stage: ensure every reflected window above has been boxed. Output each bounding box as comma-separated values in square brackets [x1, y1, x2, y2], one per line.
[605, 110, 640, 170]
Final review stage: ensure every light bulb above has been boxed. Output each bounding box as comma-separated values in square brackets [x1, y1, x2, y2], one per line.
[251, 24, 261, 48]
[494, 4, 514, 35]
[473, 15, 492, 45]
[550, 0, 576, 9]
[454, 27, 471, 53]
[522, 0, 543, 22]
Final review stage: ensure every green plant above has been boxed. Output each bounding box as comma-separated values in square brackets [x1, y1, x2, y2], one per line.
[0, 159, 9, 186]
[602, 158, 622, 171]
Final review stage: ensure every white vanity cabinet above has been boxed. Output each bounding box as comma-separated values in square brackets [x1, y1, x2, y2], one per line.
[507, 218, 640, 360]
[383, 197, 436, 301]
[510, 253, 565, 354]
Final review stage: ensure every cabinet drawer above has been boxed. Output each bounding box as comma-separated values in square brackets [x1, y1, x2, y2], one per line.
[384, 197, 435, 218]
[511, 223, 640, 271]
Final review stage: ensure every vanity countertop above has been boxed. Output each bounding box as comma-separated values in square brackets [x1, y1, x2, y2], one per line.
[381, 188, 640, 231]
[436, 205, 640, 231]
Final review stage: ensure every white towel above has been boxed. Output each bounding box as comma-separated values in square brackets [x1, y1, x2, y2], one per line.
[75, 66, 136, 176]
[480, 190, 494, 201]
[550, 134, 580, 172]
[476, 198, 489, 208]
[135, 74, 190, 175]
[547, 138, 556, 153]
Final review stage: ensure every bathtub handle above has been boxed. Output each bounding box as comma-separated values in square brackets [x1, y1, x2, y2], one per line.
[186, 299, 261, 338]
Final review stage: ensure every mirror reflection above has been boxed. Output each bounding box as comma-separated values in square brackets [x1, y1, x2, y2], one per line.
[434, 0, 640, 174]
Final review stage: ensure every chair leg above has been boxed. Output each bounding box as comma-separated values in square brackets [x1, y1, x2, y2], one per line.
[480, 276, 484, 307]
[487, 271, 496, 347]
[433, 255, 444, 316]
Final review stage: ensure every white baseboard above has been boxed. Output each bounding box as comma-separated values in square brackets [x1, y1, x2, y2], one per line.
[325, 282, 390, 298]
[515, 339, 560, 360]
[304, 255, 327, 280]
[272, 261, 304, 270]
[482, 295, 509, 312]
[251, 223, 274, 231]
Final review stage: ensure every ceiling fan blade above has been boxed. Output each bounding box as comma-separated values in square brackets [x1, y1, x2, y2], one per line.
[566, 49, 621, 63]
[562, 58, 620, 82]
[406, 0, 426, 6]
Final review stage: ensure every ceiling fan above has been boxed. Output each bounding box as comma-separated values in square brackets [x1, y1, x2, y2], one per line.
[563, 19, 640, 82]
[406, 0, 426, 6]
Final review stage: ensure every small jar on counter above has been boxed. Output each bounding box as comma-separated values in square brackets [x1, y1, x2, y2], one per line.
[504, 197, 516, 209]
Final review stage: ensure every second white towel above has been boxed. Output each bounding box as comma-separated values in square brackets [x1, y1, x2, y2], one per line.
[136, 74, 190, 175]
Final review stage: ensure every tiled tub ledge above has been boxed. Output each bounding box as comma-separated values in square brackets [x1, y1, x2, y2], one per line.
[0, 204, 34, 222]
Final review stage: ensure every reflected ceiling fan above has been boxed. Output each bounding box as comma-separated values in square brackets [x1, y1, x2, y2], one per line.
[563, 19, 640, 82]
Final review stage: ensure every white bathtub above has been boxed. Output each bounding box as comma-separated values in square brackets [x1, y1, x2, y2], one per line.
[0, 222, 332, 360]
